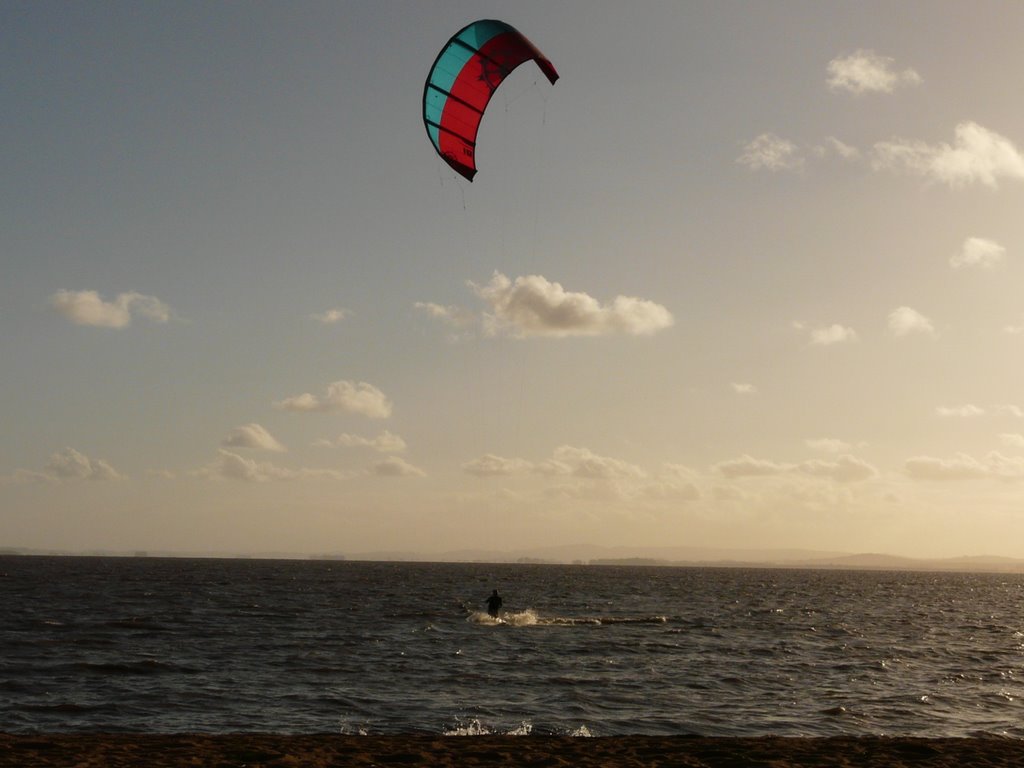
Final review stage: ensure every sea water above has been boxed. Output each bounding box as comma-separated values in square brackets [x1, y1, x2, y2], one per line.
[3, 556, 1024, 736]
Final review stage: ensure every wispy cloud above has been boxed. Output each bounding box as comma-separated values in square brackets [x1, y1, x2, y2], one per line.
[714, 453, 877, 483]
[200, 450, 346, 482]
[463, 454, 533, 477]
[951, 237, 1006, 269]
[888, 306, 934, 337]
[873, 122, 1024, 188]
[221, 423, 286, 452]
[318, 430, 407, 453]
[311, 308, 351, 324]
[731, 382, 758, 395]
[827, 49, 921, 94]
[274, 380, 393, 418]
[809, 324, 858, 346]
[421, 273, 673, 339]
[50, 290, 172, 328]
[936, 404, 985, 418]
[370, 456, 426, 478]
[905, 452, 1024, 481]
[737, 133, 803, 171]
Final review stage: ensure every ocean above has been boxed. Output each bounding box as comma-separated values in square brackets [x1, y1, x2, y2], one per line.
[3, 556, 1024, 737]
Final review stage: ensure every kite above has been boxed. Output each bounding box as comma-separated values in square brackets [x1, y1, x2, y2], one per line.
[423, 19, 558, 181]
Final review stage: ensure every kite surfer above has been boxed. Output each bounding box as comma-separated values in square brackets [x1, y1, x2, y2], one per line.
[486, 589, 503, 618]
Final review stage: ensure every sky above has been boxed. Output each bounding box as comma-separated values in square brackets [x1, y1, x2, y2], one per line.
[4, 1, 1024, 559]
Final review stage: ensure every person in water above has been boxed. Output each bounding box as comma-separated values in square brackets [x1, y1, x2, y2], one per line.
[485, 589, 503, 618]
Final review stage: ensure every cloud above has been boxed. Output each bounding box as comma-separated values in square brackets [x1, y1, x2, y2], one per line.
[731, 382, 757, 395]
[936, 404, 985, 418]
[311, 308, 351, 324]
[2, 447, 123, 486]
[873, 122, 1024, 188]
[370, 456, 426, 478]
[469, 273, 673, 338]
[714, 455, 791, 478]
[905, 452, 1024, 481]
[797, 455, 878, 483]
[813, 137, 861, 161]
[888, 306, 934, 337]
[809, 324, 858, 346]
[50, 290, 171, 328]
[324, 430, 407, 453]
[999, 433, 1024, 448]
[827, 49, 921, 94]
[275, 380, 392, 418]
[221, 423, 285, 452]
[201, 450, 346, 482]
[418, 276, 673, 340]
[463, 454, 533, 477]
[545, 446, 646, 480]
[737, 133, 803, 171]
[951, 237, 1006, 269]
[714, 453, 876, 483]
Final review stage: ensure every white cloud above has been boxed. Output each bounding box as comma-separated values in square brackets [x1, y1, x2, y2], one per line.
[813, 137, 861, 161]
[805, 438, 853, 454]
[201, 450, 346, 482]
[888, 306, 934, 337]
[50, 290, 171, 328]
[463, 454, 533, 477]
[810, 324, 858, 346]
[470, 273, 673, 338]
[311, 308, 350, 324]
[1005, 320, 1024, 335]
[998, 405, 1024, 418]
[905, 451, 1024, 481]
[999, 433, 1024, 448]
[951, 237, 1006, 269]
[873, 122, 1024, 188]
[731, 382, 757, 395]
[274, 380, 392, 418]
[46, 447, 122, 481]
[547, 445, 646, 480]
[714, 455, 790, 478]
[327, 430, 407, 453]
[827, 49, 921, 94]
[2, 447, 123, 486]
[798, 455, 878, 483]
[737, 133, 803, 171]
[936, 404, 985, 418]
[221, 423, 286, 452]
[714, 453, 876, 483]
[371, 456, 426, 478]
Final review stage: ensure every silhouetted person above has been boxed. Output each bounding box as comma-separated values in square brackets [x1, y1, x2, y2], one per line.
[486, 589, 503, 618]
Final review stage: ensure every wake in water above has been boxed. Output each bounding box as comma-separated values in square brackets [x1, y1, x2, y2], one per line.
[466, 609, 669, 627]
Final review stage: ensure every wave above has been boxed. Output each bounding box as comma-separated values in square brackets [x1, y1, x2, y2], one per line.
[467, 610, 669, 627]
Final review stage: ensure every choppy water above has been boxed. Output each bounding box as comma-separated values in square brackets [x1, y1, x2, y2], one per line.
[3, 556, 1024, 737]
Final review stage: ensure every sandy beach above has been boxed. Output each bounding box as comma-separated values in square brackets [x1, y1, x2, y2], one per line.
[2, 734, 1024, 767]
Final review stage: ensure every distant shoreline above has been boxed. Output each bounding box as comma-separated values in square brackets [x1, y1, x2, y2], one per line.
[5, 548, 1024, 573]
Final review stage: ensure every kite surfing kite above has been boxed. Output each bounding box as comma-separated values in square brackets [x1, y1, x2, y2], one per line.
[423, 19, 559, 181]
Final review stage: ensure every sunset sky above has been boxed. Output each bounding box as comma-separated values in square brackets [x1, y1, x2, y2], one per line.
[4, 1, 1024, 558]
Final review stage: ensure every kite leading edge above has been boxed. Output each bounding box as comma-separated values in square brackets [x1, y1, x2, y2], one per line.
[423, 19, 559, 181]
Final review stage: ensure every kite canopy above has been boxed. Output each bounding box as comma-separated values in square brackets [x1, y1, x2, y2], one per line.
[423, 19, 558, 181]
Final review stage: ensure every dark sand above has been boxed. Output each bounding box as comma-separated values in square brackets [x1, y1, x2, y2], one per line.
[2, 734, 1024, 767]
